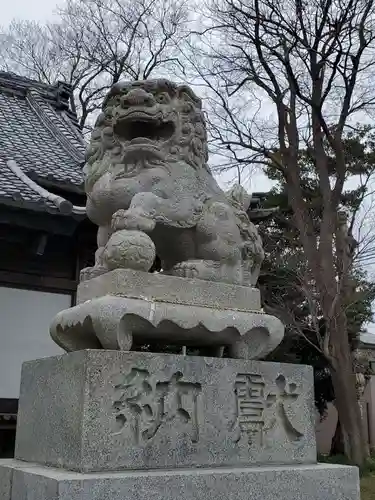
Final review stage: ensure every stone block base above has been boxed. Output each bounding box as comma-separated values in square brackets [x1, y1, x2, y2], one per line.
[0, 460, 360, 500]
[14, 351, 316, 472]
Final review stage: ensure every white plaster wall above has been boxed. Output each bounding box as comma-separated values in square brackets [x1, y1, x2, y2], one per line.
[0, 286, 68, 398]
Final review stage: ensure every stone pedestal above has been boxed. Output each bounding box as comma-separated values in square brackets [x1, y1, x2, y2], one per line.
[0, 461, 360, 500]
[49, 270, 284, 359]
[0, 351, 360, 499]
[14, 351, 316, 471]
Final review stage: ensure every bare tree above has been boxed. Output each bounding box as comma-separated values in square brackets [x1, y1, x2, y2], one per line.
[187, 0, 375, 465]
[0, 20, 63, 83]
[0, 0, 189, 132]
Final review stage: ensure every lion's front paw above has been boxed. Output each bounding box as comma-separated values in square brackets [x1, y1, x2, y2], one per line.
[172, 261, 200, 279]
[111, 208, 156, 232]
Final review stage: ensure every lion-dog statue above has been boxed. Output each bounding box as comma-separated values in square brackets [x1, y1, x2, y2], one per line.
[81, 79, 264, 287]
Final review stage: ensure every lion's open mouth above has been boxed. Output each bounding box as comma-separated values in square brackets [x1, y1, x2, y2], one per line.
[114, 117, 175, 143]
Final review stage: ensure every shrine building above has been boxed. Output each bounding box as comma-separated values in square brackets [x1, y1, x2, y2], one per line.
[0, 72, 96, 456]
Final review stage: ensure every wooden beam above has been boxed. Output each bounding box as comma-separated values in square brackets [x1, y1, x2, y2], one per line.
[0, 207, 82, 236]
[0, 271, 77, 293]
[0, 399, 18, 414]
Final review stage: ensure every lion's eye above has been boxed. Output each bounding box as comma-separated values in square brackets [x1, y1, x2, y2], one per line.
[156, 93, 170, 103]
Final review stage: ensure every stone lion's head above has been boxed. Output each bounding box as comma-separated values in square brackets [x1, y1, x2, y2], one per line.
[84, 79, 209, 192]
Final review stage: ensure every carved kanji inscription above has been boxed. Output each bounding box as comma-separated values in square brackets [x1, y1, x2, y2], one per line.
[231, 373, 303, 445]
[111, 368, 202, 444]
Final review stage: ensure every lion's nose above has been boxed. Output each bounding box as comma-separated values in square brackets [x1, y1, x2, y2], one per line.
[121, 88, 155, 108]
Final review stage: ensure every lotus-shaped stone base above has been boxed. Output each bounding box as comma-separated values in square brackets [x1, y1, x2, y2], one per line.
[50, 270, 284, 360]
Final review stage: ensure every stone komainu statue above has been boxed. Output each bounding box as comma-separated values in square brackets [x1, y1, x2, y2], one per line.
[50, 79, 283, 358]
[82, 79, 264, 287]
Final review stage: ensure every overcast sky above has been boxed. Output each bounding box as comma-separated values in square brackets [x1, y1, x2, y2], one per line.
[2, 0, 273, 193]
[2, 0, 56, 26]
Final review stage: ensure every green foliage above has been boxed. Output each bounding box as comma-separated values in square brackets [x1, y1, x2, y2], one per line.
[360, 473, 375, 499]
[319, 453, 375, 478]
[258, 127, 375, 414]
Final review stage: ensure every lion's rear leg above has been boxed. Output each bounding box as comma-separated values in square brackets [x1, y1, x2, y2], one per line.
[171, 260, 213, 280]
[171, 259, 242, 284]
[80, 225, 111, 282]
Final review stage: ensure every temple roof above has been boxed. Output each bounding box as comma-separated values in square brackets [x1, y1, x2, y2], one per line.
[0, 71, 274, 221]
[0, 72, 86, 216]
[247, 192, 278, 220]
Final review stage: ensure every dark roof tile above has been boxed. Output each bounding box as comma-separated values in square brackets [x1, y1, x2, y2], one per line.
[0, 155, 57, 212]
[0, 72, 86, 215]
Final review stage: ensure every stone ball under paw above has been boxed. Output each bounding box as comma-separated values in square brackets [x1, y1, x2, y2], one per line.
[103, 230, 156, 272]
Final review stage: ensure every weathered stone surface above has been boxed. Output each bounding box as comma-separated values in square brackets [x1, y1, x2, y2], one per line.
[15, 351, 315, 473]
[50, 297, 283, 359]
[0, 460, 360, 500]
[0, 461, 47, 500]
[20, 353, 86, 469]
[51, 270, 284, 358]
[76, 268, 261, 310]
[0, 463, 12, 500]
[81, 80, 264, 287]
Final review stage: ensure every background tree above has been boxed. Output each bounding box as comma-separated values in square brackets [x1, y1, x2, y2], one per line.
[256, 129, 375, 441]
[187, 0, 375, 465]
[0, 0, 188, 132]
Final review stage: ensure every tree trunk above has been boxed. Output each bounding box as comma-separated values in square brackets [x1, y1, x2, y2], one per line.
[329, 340, 368, 466]
[330, 418, 345, 456]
